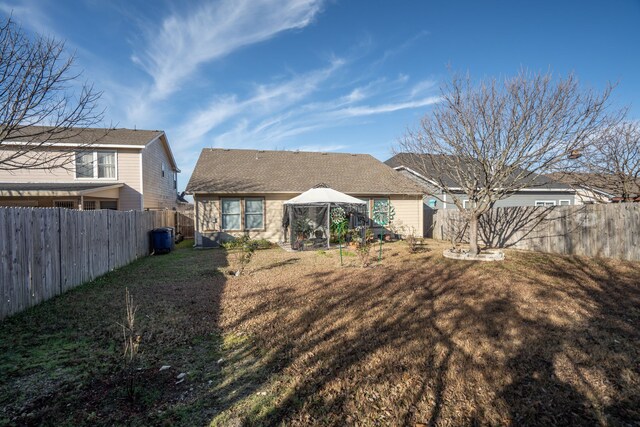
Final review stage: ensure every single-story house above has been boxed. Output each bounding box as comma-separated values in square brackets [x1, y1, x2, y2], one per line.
[546, 172, 640, 204]
[385, 153, 577, 210]
[186, 148, 425, 246]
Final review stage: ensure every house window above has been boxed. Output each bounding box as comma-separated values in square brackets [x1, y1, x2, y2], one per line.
[173, 171, 177, 189]
[221, 198, 241, 230]
[559, 200, 571, 206]
[83, 201, 97, 210]
[244, 198, 264, 230]
[535, 200, 557, 207]
[55, 200, 76, 209]
[162, 162, 166, 178]
[463, 200, 470, 209]
[75, 152, 94, 178]
[97, 152, 116, 178]
[75, 151, 116, 179]
[100, 200, 118, 210]
[372, 198, 390, 225]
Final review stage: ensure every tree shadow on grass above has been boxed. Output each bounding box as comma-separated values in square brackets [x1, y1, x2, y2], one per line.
[0, 246, 231, 426]
[211, 248, 640, 426]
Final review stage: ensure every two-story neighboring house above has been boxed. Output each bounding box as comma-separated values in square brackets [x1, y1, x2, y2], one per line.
[0, 127, 180, 210]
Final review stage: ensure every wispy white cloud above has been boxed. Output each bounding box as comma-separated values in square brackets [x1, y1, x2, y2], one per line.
[331, 96, 441, 118]
[132, 0, 325, 100]
[175, 58, 344, 147]
[172, 61, 441, 162]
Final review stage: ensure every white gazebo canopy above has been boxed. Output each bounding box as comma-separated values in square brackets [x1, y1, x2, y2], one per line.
[284, 187, 366, 205]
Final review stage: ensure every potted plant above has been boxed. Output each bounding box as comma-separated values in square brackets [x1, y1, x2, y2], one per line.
[293, 217, 313, 250]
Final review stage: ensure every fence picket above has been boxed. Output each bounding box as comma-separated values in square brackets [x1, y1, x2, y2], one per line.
[0, 207, 176, 320]
[433, 203, 640, 262]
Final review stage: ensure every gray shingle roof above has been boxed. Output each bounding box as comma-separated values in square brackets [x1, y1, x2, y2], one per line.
[186, 149, 423, 195]
[3, 126, 164, 146]
[546, 172, 640, 196]
[385, 153, 572, 190]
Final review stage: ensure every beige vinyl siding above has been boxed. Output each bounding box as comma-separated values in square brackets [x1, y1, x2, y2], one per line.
[194, 193, 423, 245]
[195, 193, 292, 244]
[389, 195, 423, 237]
[117, 149, 143, 210]
[142, 137, 177, 210]
[0, 147, 144, 210]
[0, 148, 75, 181]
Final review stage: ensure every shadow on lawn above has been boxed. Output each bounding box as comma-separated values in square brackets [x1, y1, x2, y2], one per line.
[215, 249, 640, 425]
[0, 246, 232, 426]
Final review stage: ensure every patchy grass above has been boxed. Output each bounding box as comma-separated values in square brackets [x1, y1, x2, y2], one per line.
[1, 240, 640, 426]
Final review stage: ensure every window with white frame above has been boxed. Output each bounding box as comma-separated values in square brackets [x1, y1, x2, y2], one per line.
[535, 200, 557, 207]
[75, 151, 116, 179]
[221, 198, 241, 230]
[54, 200, 75, 209]
[244, 198, 264, 230]
[162, 161, 166, 178]
[173, 171, 177, 189]
[559, 200, 571, 206]
[463, 200, 470, 209]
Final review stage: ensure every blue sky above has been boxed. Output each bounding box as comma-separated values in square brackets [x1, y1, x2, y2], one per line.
[2, 0, 639, 193]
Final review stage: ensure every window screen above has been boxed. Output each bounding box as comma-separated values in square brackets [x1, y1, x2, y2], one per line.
[75, 152, 94, 178]
[97, 152, 116, 178]
[244, 198, 264, 230]
[221, 199, 241, 230]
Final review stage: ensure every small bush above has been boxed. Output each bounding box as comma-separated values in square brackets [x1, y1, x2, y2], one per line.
[354, 229, 375, 267]
[222, 236, 259, 276]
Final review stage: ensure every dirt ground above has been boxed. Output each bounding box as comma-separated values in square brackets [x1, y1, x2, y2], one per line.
[1, 240, 639, 426]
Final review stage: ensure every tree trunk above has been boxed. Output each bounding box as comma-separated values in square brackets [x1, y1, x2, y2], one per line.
[469, 213, 480, 255]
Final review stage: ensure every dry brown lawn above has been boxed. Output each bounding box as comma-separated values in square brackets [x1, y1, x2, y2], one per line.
[212, 240, 640, 426]
[1, 240, 639, 426]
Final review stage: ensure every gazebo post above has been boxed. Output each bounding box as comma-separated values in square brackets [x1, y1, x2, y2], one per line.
[289, 208, 293, 247]
[327, 202, 331, 249]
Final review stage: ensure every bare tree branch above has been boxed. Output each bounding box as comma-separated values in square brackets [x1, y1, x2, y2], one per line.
[396, 69, 616, 255]
[562, 121, 640, 202]
[0, 16, 106, 171]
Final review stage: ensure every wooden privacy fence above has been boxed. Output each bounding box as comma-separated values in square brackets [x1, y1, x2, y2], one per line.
[0, 208, 175, 320]
[433, 203, 640, 261]
[175, 212, 194, 238]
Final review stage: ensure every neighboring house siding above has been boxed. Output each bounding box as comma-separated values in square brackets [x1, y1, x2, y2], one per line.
[440, 192, 576, 209]
[0, 148, 75, 181]
[142, 138, 177, 210]
[117, 149, 143, 210]
[194, 193, 423, 245]
[0, 147, 143, 210]
[395, 170, 575, 209]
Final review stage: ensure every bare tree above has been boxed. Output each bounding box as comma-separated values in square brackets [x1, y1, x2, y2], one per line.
[397, 70, 615, 255]
[569, 121, 640, 202]
[0, 16, 104, 171]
